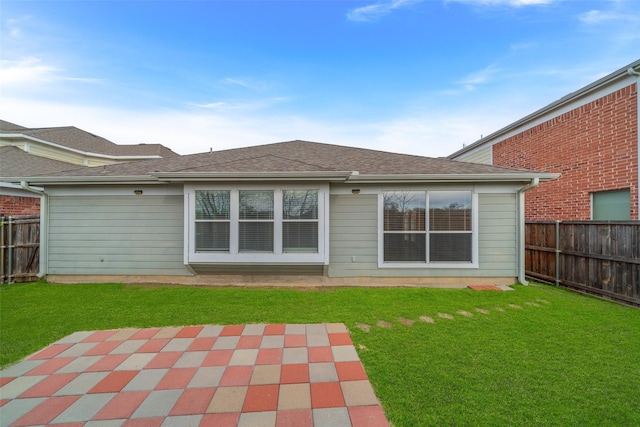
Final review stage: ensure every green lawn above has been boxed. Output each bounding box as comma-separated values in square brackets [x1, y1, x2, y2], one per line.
[2, 281, 639, 426]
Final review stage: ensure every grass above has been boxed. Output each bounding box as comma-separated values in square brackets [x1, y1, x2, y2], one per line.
[2, 281, 639, 426]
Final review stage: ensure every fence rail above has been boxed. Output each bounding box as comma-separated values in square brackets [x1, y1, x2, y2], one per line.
[1, 215, 40, 284]
[525, 221, 640, 306]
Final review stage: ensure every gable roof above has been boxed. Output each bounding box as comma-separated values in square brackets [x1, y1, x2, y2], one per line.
[0, 146, 87, 177]
[13, 140, 558, 185]
[0, 120, 179, 159]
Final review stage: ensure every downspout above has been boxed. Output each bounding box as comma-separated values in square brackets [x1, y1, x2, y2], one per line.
[20, 182, 47, 279]
[516, 177, 539, 285]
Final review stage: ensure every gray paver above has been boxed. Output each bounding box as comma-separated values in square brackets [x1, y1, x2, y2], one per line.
[313, 407, 352, 427]
[282, 347, 308, 364]
[54, 330, 95, 344]
[110, 340, 146, 354]
[131, 389, 182, 418]
[242, 324, 266, 336]
[197, 325, 223, 338]
[0, 397, 46, 427]
[238, 411, 277, 427]
[260, 335, 284, 349]
[57, 342, 99, 358]
[0, 375, 47, 399]
[309, 362, 338, 383]
[54, 371, 109, 395]
[57, 356, 103, 373]
[187, 366, 225, 388]
[84, 419, 126, 427]
[161, 415, 204, 427]
[174, 351, 208, 368]
[122, 368, 168, 391]
[53, 393, 117, 423]
[285, 324, 306, 335]
[212, 336, 240, 350]
[229, 349, 259, 366]
[0, 359, 46, 378]
[331, 345, 359, 362]
[115, 353, 156, 371]
[162, 338, 194, 352]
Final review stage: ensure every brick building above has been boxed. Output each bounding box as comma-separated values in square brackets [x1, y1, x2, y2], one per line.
[448, 59, 639, 221]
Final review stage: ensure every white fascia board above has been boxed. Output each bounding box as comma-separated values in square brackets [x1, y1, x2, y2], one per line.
[0, 133, 163, 161]
[151, 171, 356, 182]
[347, 173, 560, 183]
[6, 176, 162, 186]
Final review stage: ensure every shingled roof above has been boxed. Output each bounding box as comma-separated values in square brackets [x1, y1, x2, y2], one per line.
[16, 140, 556, 184]
[0, 120, 178, 158]
[0, 146, 86, 177]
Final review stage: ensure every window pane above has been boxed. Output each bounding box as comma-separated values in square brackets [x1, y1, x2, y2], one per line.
[384, 233, 426, 262]
[239, 222, 274, 252]
[429, 192, 472, 231]
[239, 191, 274, 220]
[283, 223, 318, 253]
[195, 222, 230, 252]
[383, 191, 425, 231]
[283, 190, 318, 219]
[430, 234, 472, 262]
[195, 190, 230, 220]
[593, 189, 630, 220]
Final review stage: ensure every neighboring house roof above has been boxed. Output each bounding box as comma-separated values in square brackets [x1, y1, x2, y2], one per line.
[447, 58, 640, 160]
[0, 146, 86, 177]
[0, 120, 179, 159]
[12, 140, 558, 184]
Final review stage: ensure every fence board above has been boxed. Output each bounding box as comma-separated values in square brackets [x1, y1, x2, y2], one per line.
[1, 215, 40, 284]
[526, 221, 640, 306]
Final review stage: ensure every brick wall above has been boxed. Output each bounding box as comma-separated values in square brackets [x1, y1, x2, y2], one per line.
[0, 195, 41, 216]
[493, 83, 638, 220]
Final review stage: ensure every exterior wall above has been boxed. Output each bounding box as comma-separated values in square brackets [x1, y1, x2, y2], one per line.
[47, 186, 191, 276]
[492, 83, 638, 220]
[0, 195, 40, 216]
[328, 191, 517, 279]
[457, 146, 492, 165]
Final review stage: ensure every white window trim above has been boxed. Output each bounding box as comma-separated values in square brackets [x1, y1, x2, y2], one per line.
[185, 184, 329, 265]
[377, 191, 479, 269]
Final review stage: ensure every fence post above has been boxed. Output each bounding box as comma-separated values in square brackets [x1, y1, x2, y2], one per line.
[7, 216, 13, 285]
[555, 220, 561, 286]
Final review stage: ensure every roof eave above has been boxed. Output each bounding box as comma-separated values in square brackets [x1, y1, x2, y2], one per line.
[150, 171, 357, 182]
[3, 176, 162, 186]
[347, 173, 560, 183]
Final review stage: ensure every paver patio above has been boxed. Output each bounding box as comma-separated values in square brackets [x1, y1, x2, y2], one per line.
[0, 323, 389, 427]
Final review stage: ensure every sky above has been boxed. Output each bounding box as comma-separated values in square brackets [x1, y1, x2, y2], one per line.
[1, 0, 639, 158]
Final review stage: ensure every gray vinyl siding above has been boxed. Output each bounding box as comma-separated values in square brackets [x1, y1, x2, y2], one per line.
[328, 192, 517, 278]
[48, 194, 190, 275]
[458, 146, 492, 165]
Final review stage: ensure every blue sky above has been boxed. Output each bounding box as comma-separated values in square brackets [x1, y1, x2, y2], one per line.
[1, 0, 639, 157]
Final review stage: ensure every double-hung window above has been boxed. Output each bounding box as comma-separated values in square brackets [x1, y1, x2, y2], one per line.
[188, 185, 326, 264]
[381, 190, 476, 267]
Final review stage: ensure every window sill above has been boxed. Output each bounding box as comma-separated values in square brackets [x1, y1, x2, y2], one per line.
[378, 262, 479, 269]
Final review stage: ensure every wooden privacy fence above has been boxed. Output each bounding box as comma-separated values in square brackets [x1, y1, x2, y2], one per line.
[525, 221, 640, 305]
[1, 215, 40, 284]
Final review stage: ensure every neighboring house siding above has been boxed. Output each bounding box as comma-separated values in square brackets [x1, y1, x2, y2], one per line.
[492, 84, 638, 220]
[26, 144, 88, 165]
[458, 146, 492, 165]
[328, 192, 517, 278]
[0, 195, 40, 216]
[48, 194, 190, 275]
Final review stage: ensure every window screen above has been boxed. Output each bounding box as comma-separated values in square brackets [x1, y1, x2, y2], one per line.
[429, 192, 472, 262]
[592, 189, 631, 220]
[195, 190, 230, 252]
[383, 191, 426, 262]
[239, 191, 274, 252]
[283, 190, 319, 253]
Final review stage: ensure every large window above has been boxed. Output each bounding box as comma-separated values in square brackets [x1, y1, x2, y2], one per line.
[189, 186, 325, 263]
[381, 190, 475, 266]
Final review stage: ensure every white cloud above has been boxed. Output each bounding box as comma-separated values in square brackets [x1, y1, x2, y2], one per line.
[0, 57, 59, 84]
[346, 0, 422, 22]
[579, 9, 634, 24]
